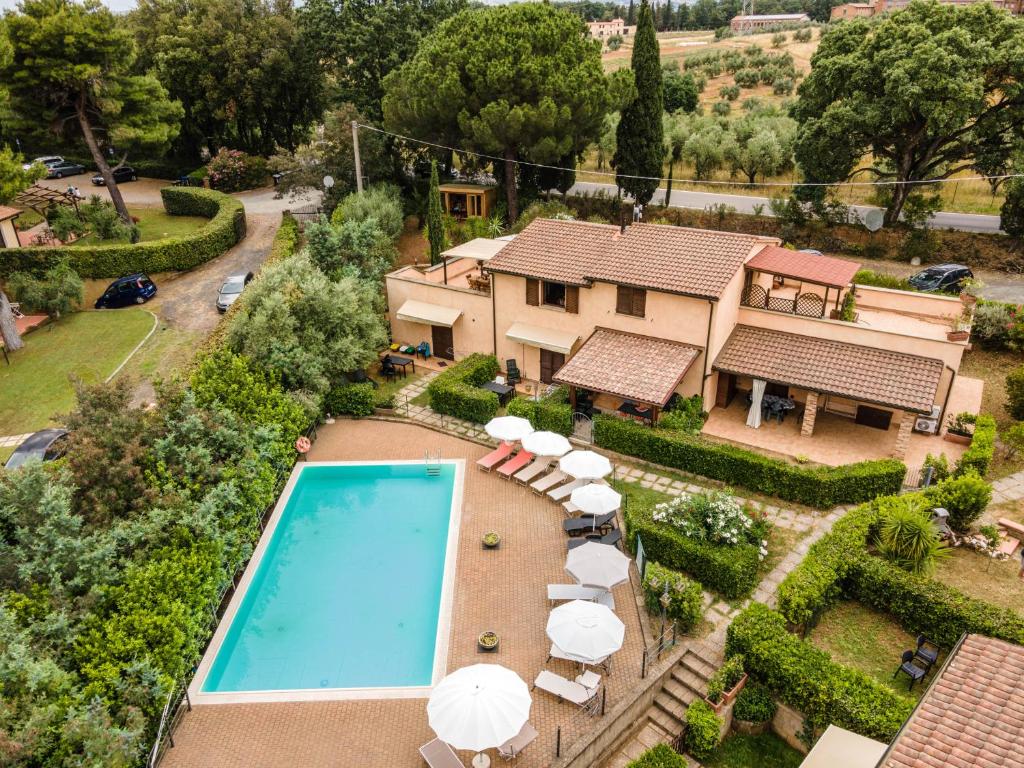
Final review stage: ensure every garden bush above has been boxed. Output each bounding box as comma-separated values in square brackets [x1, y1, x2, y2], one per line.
[954, 414, 997, 477]
[853, 269, 914, 291]
[732, 682, 775, 723]
[0, 187, 245, 279]
[641, 561, 703, 633]
[330, 184, 404, 241]
[206, 148, 268, 192]
[627, 743, 688, 768]
[684, 700, 722, 759]
[324, 382, 376, 417]
[706, 654, 745, 704]
[426, 353, 501, 423]
[1006, 365, 1024, 420]
[873, 495, 948, 575]
[726, 604, 913, 742]
[924, 471, 992, 532]
[506, 388, 573, 435]
[594, 416, 904, 508]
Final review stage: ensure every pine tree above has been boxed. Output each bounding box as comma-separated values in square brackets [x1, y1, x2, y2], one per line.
[626, 0, 636, 25]
[427, 160, 445, 265]
[613, 0, 663, 205]
[662, 0, 673, 31]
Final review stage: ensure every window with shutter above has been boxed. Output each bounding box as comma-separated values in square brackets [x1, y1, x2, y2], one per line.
[616, 285, 646, 317]
[565, 285, 579, 314]
[526, 278, 539, 306]
[631, 288, 646, 317]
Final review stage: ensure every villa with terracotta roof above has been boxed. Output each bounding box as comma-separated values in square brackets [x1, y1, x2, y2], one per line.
[385, 218, 982, 465]
[0, 205, 21, 248]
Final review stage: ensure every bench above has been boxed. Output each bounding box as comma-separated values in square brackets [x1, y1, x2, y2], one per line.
[998, 518, 1024, 541]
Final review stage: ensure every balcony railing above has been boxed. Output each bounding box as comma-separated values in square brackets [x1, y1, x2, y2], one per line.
[742, 284, 828, 318]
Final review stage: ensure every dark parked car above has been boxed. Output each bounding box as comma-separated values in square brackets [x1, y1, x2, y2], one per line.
[216, 272, 254, 312]
[91, 166, 137, 185]
[4, 429, 69, 470]
[908, 264, 974, 294]
[95, 274, 158, 308]
[46, 160, 86, 179]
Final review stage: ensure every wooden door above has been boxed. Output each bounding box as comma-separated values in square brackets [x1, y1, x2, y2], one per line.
[716, 373, 737, 408]
[539, 349, 565, 384]
[432, 325, 454, 361]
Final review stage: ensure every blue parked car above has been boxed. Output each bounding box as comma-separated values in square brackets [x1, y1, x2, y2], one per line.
[95, 273, 157, 308]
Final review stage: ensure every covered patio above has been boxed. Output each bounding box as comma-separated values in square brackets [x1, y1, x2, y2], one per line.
[553, 327, 702, 426]
[741, 246, 860, 319]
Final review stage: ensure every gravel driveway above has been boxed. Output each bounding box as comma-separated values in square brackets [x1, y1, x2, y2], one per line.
[856, 257, 1024, 303]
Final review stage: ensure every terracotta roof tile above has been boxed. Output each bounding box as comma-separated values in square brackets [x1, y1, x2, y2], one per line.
[0, 205, 21, 220]
[553, 327, 702, 406]
[746, 245, 861, 287]
[486, 218, 775, 299]
[712, 324, 943, 413]
[883, 635, 1024, 768]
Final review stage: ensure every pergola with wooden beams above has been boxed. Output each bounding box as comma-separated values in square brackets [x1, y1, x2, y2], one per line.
[13, 184, 81, 217]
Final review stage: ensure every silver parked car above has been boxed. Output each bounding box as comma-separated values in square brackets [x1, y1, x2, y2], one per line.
[216, 272, 254, 312]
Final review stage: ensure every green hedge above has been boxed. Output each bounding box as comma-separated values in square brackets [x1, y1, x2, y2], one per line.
[683, 700, 722, 760]
[594, 415, 904, 508]
[426, 353, 501, 423]
[506, 388, 573, 435]
[0, 187, 245, 279]
[641, 561, 704, 632]
[726, 604, 913, 742]
[625, 492, 760, 598]
[325, 382, 376, 417]
[955, 414, 997, 477]
[627, 744, 688, 768]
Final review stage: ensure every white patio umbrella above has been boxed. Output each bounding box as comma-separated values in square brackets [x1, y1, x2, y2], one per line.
[559, 450, 613, 480]
[484, 415, 534, 443]
[428, 664, 532, 755]
[521, 430, 572, 457]
[570, 483, 622, 517]
[565, 540, 631, 590]
[546, 600, 625, 663]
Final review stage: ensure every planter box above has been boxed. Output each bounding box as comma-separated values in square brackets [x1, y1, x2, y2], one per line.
[733, 719, 770, 736]
[477, 633, 499, 653]
[944, 432, 972, 445]
[704, 673, 748, 713]
[375, 407, 396, 416]
[947, 330, 970, 342]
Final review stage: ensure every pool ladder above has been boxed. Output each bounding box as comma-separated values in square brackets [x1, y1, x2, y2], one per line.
[424, 450, 442, 477]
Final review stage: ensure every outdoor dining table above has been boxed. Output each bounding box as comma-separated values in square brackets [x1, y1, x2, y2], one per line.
[481, 380, 515, 405]
[389, 355, 415, 378]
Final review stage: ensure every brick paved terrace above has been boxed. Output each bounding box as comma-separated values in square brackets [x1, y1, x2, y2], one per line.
[162, 420, 652, 768]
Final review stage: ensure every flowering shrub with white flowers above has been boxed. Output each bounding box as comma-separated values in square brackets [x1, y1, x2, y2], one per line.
[653, 490, 769, 559]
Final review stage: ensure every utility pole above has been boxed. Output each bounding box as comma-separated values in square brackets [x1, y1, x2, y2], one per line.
[351, 120, 364, 193]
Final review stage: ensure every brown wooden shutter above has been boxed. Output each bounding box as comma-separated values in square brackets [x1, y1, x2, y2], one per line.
[616, 285, 631, 315]
[565, 285, 579, 314]
[525, 278, 539, 306]
[632, 288, 646, 318]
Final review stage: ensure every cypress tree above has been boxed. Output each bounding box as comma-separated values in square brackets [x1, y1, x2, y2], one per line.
[613, 0, 663, 205]
[427, 160, 444, 265]
[626, 0, 636, 25]
[662, 0, 673, 30]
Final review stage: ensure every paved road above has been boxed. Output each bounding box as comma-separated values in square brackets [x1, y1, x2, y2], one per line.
[569, 181, 1004, 234]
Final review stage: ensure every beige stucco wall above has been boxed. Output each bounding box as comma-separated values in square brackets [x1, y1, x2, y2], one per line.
[0, 218, 18, 248]
[385, 268, 494, 359]
[855, 284, 964, 320]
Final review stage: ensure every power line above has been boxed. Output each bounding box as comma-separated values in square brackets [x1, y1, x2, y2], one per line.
[355, 122, 1024, 189]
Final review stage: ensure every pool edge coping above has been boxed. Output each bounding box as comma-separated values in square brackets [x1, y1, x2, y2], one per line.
[187, 458, 465, 705]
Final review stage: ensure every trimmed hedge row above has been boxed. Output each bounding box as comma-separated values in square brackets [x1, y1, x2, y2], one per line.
[506, 388, 573, 435]
[595, 415, 905, 508]
[726, 603, 914, 742]
[426, 353, 501, 423]
[0, 187, 245, 279]
[955, 414, 997, 477]
[625, 492, 760, 598]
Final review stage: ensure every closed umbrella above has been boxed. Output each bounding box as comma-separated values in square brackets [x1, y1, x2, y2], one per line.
[570, 484, 621, 517]
[484, 416, 534, 443]
[559, 450, 613, 480]
[565, 540, 631, 590]
[546, 600, 625, 663]
[428, 664, 532, 755]
[521, 430, 572, 458]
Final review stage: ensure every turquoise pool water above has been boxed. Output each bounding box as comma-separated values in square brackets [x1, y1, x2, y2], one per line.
[202, 462, 457, 693]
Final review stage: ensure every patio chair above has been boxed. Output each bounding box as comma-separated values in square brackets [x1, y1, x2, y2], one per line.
[380, 357, 398, 383]
[563, 511, 616, 537]
[419, 738, 465, 768]
[567, 528, 622, 550]
[497, 722, 538, 760]
[546, 584, 614, 609]
[497, 449, 535, 479]
[893, 650, 927, 691]
[531, 470, 567, 495]
[914, 635, 940, 669]
[532, 670, 600, 708]
[547, 644, 611, 673]
[476, 442, 514, 472]
[514, 459, 551, 485]
[505, 359, 521, 386]
[548, 478, 589, 502]
[416, 341, 431, 360]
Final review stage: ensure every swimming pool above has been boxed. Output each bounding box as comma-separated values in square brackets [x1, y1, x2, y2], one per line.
[191, 460, 463, 703]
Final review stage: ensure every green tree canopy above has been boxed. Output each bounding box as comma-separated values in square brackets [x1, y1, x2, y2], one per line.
[663, 70, 699, 115]
[726, 111, 797, 184]
[382, 2, 610, 221]
[793, 0, 1024, 225]
[1, 0, 183, 223]
[614, 0, 663, 205]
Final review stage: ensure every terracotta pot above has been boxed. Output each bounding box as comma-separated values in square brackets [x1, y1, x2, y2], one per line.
[704, 695, 725, 714]
[960, 293, 977, 307]
[723, 673, 748, 704]
[477, 632, 499, 652]
[943, 432, 972, 445]
[947, 330, 970, 342]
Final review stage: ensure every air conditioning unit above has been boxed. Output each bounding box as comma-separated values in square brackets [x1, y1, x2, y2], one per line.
[913, 404, 942, 435]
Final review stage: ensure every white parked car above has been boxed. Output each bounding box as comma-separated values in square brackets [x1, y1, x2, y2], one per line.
[22, 155, 64, 171]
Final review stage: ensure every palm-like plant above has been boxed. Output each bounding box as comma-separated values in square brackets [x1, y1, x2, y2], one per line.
[874, 499, 949, 575]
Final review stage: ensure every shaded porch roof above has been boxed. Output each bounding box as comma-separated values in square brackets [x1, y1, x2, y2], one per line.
[712, 325, 943, 414]
[746, 246, 860, 288]
[395, 299, 462, 327]
[553, 327, 702, 407]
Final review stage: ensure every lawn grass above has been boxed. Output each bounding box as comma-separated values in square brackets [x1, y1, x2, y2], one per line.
[0, 446, 13, 465]
[68, 208, 207, 246]
[932, 547, 1024, 616]
[807, 601, 928, 702]
[411, 389, 431, 407]
[703, 733, 803, 768]
[0, 309, 153, 434]
[959, 347, 1023, 479]
[115, 321, 204, 388]
[370, 369, 421, 405]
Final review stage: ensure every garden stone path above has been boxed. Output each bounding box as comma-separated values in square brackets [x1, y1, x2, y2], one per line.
[990, 470, 1024, 505]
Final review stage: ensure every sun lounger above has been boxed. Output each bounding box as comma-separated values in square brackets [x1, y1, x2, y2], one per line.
[419, 738, 465, 768]
[563, 511, 616, 536]
[476, 442, 513, 472]
[532, 670, 599, 707]
[515, 459, 551, 485]
[547, 478, 589, 502]
[547, 583, 615, 608]
[548, 643, 612, 673]
[576, 670, 602, 692]
[497, 449, 535, 478]
[531, 470, 567, 494]
[497, 722, 539, 760]
[567, 528, 622, 550]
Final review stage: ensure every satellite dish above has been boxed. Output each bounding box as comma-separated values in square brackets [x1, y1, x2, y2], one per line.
[323, 175, 335, 189]
[864, 209, 884, 232]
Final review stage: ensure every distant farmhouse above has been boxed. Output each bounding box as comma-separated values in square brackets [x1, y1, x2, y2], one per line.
[729, 13, 810, 32]
[586, 18, 632, 39]
[831, 0, 1020, 20]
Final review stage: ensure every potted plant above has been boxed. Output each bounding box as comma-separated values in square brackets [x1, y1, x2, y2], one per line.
[944, 411, 975, 445]
[477, 631, 499, 652]
[481, 532, 501, 550]
[731, 683, 776, 736]
[946, 313, 971, 342]
[703, 655, 747, 713]
[960, 278, 983, 306]
[375, 394, 397, 416]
